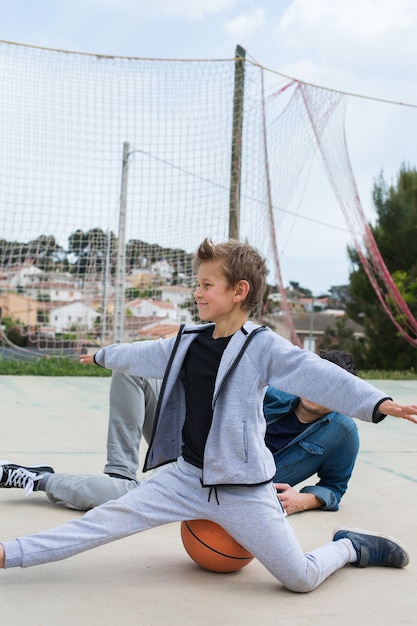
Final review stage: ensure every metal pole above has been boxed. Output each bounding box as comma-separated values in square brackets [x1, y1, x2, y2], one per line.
[308, 297, 315, 351]
[100, 230, 111, 346]
[229, 45, 246, 240]
[113, 141, 129, 343]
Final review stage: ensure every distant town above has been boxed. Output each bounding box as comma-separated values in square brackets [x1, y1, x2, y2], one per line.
[0, 255, 363, 356]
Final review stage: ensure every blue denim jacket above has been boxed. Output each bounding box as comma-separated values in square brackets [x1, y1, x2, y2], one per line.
[263, 387, 360, 511]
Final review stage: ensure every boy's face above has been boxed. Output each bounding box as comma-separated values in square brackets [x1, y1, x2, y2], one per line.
[194, 260, 237, 323]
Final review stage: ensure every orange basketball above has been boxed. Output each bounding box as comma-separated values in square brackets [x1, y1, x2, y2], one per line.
[181, 519, 254, 573]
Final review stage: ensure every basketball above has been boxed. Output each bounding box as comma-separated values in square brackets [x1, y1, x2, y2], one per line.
[181, 519, 254, 573]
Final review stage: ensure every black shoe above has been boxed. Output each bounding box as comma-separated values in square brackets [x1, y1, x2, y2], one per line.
[0, 460, 55, 496]
[333, 527, 410, 568]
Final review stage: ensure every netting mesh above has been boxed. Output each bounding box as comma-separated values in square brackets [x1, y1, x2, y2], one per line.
[297, 82, 417, 346]
[0, 48, 236, 248]
[0, 40, 415, 355]
[0, 44, 255, 351]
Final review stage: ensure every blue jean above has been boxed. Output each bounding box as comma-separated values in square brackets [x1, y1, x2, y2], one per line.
[272, 412, 359, 510]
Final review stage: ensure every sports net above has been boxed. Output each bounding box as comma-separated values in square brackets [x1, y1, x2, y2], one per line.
[0, 40, 415, 355]
[297, 82, 417, 347]
[0, 43, 245, 352]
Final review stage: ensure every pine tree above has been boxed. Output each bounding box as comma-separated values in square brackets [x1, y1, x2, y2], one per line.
[347, 165, 417, 370]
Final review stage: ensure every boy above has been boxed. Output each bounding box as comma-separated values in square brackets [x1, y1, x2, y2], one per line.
[1, 238, 416, 592]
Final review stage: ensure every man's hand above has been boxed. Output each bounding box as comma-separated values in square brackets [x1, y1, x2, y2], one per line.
[79, 354, 95, 365]
[378, 400, 417, 424]
[274, 483, 322, 515]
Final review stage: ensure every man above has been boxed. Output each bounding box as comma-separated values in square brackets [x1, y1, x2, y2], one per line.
[264, 349, 360, 514]
[1, 349, 364, 514]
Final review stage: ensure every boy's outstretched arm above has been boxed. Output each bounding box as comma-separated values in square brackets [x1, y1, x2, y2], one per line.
[80, 354, 95, 365]
[378, 399, 417, 424]
[78, 354, 417, 423]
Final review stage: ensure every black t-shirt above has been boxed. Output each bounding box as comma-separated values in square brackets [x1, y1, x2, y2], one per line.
[265, 410, 310, 453]
[181, 327, 232, 468]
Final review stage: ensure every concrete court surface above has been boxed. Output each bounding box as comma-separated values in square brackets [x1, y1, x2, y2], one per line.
[0, 375, 416, 626]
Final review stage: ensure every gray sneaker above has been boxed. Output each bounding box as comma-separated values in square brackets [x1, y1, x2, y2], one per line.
[333, 527, 410, 568]
[0, 460, 55, 496]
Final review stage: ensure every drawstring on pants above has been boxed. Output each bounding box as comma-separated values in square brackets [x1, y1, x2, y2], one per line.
[200, 479, 220, 505]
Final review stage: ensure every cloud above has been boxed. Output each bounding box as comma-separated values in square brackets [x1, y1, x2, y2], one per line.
[280, 0, 417, 39]
[90, 0, 239, 20]
[223, 7, 266, 40]
[268, 0, 417, 102]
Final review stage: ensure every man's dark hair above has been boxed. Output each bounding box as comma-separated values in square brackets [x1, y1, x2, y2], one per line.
[319, 349, 357, 376]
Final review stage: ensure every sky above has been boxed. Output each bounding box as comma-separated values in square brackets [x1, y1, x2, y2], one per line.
[2, 0, 417, 294]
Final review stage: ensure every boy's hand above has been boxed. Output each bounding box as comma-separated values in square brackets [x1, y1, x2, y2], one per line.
[378, 400, 417, 424]
[80, 354, 95, 365]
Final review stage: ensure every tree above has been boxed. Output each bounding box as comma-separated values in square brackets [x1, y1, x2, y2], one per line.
[68, 228, 116, 276]
[0, 235, 64, 270]
[0, 317, 26, 347]
[319, 316, 366, 368]
[28, 235, 64, 271]
[346, 166, 417, 369]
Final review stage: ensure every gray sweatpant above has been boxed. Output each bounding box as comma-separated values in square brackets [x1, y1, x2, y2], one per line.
[45, 372, 162, 510]
[2, 456, 352, 592]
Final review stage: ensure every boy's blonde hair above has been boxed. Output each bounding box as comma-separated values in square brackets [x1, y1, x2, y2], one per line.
[193, 238, 267, 312]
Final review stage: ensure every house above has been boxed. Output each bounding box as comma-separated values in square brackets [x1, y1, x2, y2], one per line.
[301, 296, 329, 313]
[266, 310, 365, 352]
[49, 302, 98, 333]
[150, 259, 175, 281]
[125, 269, 154, 289]
[8, 264, 44, 288]
[0, 291, 39, 327]
[126, 298, 192, 324]
[26, 281, 83, 303]
[138, 321, 182, 340]
[159, 285, 193, 307]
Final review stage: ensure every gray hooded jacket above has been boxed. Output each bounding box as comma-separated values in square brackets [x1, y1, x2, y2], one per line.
[94, 321, 387, 486]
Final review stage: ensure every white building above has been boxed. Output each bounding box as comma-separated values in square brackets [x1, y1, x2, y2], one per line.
[126, 298, 192, 324]
[9, 264, 44, 288]
[150, 259, 175, 281]
[49, 301, 98, 332]
[160, 285, 193, 307]
[26, 281, 83, 303]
